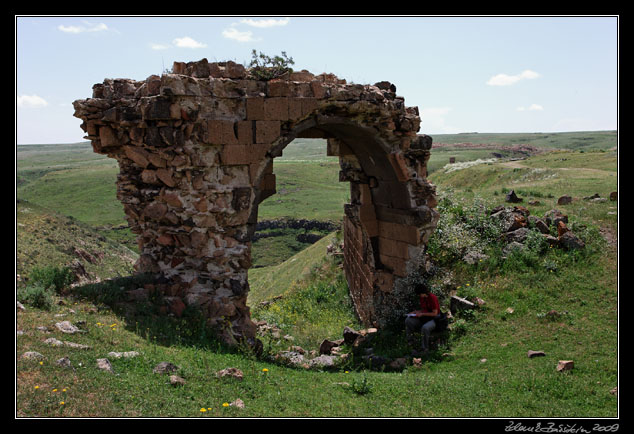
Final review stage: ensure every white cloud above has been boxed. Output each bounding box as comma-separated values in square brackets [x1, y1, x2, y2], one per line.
[517, 103, 544, 111]
[58, 22, 108, 34]
[239, 17, 290, 28]
[150, 43, 170, 50]
[172, 36, 207, 49]
[17, 94, 48, 108]
[222, 27, 257, 42]
[487, 70, 541, 86]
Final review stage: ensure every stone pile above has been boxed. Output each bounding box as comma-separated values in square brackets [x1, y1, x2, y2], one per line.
[73, 58, 439, 345]
[490, 205, 585, 252]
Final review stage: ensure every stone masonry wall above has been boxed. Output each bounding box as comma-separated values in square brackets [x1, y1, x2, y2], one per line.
[73, 59, 439, 346]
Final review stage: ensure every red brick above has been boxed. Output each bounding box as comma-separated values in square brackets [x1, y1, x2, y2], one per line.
[289, 98, 303, 120]
[264, 98, 289, 120]
[222, 144, 268, 166]
[221, 145, 251, 165]
[378, 237, 410, 260]
[387, 152, 411, 182]
[236, 120, 254, 145]
[301, 98, 319, 116]
[379, 254, 408, 277]
[207, 120, 238, 145]
[260, 173, 276, 191]
[310, 81, 327, 99]
[267, 80, 290, 97]
[246, 97, 265, 120]
[378, 221, 420, 244]
[255, 120, 281, 144]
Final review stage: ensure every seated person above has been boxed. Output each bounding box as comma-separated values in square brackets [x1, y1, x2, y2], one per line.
[405, 282, 440, 354]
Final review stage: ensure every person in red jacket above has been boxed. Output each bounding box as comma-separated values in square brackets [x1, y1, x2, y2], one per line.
[405, 282, 440, 354]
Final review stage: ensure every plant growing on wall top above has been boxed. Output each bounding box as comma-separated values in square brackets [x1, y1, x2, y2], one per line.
[248, 49, 295, 80]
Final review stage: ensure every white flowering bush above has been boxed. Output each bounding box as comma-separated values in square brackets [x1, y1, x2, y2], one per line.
[426, 194, 505, 268]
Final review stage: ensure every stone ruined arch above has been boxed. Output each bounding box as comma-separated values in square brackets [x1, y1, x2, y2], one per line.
[72, 59, 439, 347]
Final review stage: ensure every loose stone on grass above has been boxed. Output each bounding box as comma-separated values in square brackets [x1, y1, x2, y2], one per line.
[153, 362, 179, 374]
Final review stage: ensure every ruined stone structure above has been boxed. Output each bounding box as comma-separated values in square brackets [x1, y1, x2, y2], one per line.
[73, 59, 439, 346]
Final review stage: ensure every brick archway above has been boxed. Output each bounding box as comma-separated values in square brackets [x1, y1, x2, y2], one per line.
[73, 59, 439, 346]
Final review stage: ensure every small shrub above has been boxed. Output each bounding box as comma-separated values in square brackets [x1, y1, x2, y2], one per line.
[18, 284, 54, 310]
[29, 265, 75, 294]
[350, 372, 373, 395]
[248, 50, 295, 81]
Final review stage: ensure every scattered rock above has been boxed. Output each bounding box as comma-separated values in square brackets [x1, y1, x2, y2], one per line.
[169, 375, 186, 386]
[610, 386, 617, 395]
[462, 251, 489, 265]
[503, 227, 530, 243]
[503, 241, 526, 256]
[319, 339, 343, 355]
[44, 337, 65, 347]
[230, 398, 245, 409]
[56, 357, 73, 369]
[216, 367, 244, 381]
[505, 190, 523, 203]
[559, 231, 585, 250]
[543, 209, 568, 227]
[21, 351, 44, 360]
[609, 191, 617, 201]
[308, 355, 338, 369]
[527, 350, 546, 358]
[275, 351, 305, 366]
[388, 357, 408, 371]
[583, 193, 601, 201]
[17, 301, 25, 311]
[556, 360, 574, 372]
[44, 337, 91, 349]
[55, 321, 85, 334]
[153, 362, 179, 374]
[450, 295, 475, 314]
[557, 195, 573, 205]
[108, 351, 140, 359]
[534, 219, 550, 234]
[96, 358, 115, 373]
[557, 221, 570, 237]
[343, 326, 362, 345]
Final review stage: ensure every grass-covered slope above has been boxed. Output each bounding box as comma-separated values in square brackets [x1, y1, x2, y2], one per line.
[16, 133, 618, 418]
[16, 200, 137, 283]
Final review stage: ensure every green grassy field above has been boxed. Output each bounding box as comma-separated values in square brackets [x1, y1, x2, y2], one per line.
[16, 131, 618, 419]
[432, 130, 617, 151]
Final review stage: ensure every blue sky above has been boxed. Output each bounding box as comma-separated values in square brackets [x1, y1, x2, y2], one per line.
[16, 15, 618, 144]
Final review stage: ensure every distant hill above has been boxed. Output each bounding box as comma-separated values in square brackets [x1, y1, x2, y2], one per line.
[430, 130, 617, 152]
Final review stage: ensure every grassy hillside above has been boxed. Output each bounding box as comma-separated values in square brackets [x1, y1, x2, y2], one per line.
[248, 232, 339, 307]
[432, 130, 617, 151]
[16, 199, 137, 282]
[16, 133, 618, 418]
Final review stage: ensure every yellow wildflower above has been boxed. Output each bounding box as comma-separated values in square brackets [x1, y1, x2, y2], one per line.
[262, 368, 269, 372]
[222, 403, 229, 407]
[200, 408, 207, 412]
